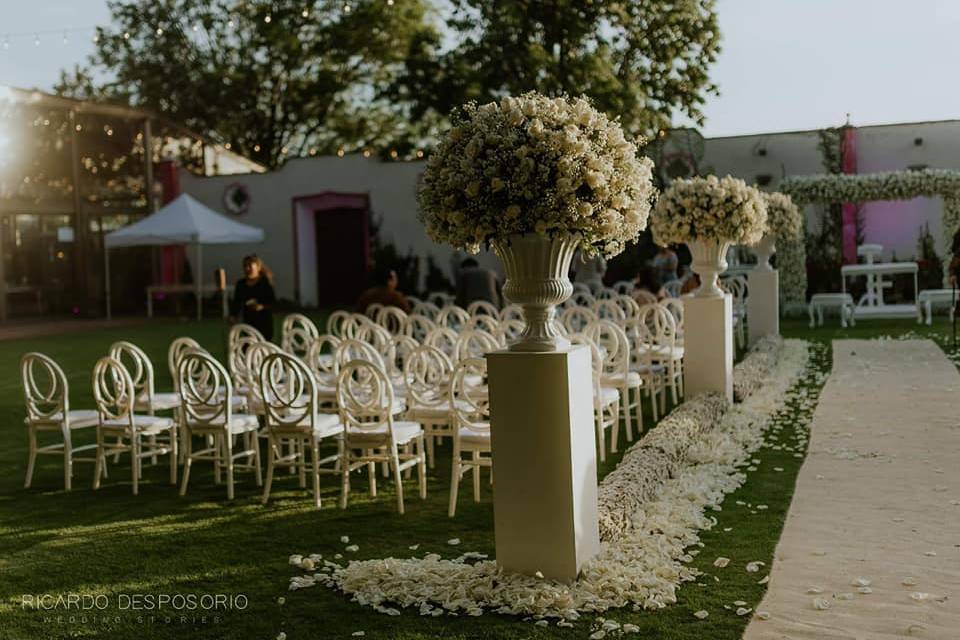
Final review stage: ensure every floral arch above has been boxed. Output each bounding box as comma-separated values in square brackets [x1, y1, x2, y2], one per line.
[779, 168, 960, 293]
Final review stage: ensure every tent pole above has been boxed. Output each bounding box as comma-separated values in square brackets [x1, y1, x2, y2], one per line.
[196, 241, 203, 322]
[105, 247, 112, 321]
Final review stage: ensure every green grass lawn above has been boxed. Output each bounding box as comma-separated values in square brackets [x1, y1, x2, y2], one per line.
[1, 313, 953, 639]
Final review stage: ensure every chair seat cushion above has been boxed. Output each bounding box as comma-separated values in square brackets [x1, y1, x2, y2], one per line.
[25, 409, 100, 429]
[408, 399, 474, 419]
[458, 425, 491, 446]
[346, 420, 422, 446]
[599, 386, 620, 406]
[103, 414, 175, 435]
[602, 371, 642, 388]
[280, 413, 344, 439]
[135, 391, 180, 412]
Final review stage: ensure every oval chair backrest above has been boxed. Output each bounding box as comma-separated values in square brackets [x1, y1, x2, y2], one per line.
[365, 302, 384, 320]
[227, 323, 265, 380]
[570, 290, 597, 308]
[245, 341, 285, 408]
[561, 306, 598, 335]
[449, 357, 490, 433]
[376, 305, 409, 336]
[437, 305, 471, 331]
[636, 303, 677, 347]
[467, 300, 499, 317]
[584, 319, 630, 377]
[403, 314, 438, 343]
[423, 326, 459, 361]
[404, 345, 454, 410]
[633, 289, 659, 306]
[455, 329, 500, 361]
[178, 350, 232, 428]
[355, 321, 394, 363]
[390, 334, 420, 381]
[259, 351, 319, 433]
[337, 359, 395, 440]
[499, 304, 524, 322]
[335, 338, 387, 372]
[595, 287, 617, 300]
[615, 295, 641, 322]
[613, 280, 635, 295]
[168, 337, 203, 392]
[663, 280, 683, 299]
[109, 341, 155, 406]
[498, 318, 525, 346]
[594, 299, 626, 323]
[467, 313, 500, 335]
[427, 292, 455, 308]
[281, 313, 319, 359]
[326, 310, 358, 339]
[306, 334, 342, 386]
[411, 300, 441, 320]
[92, 355, 135, 424]
[661, 298, 685, 335]
[21, 352, 68, 423]
[567, 334, 603, 397]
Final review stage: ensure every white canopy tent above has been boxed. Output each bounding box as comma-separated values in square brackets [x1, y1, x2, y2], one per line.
[104, 193, 265, 320]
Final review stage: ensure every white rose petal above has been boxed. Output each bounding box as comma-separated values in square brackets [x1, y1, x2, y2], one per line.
[447, 538, 461, 546]
[713, 557, 731, 568]
[693, 610, 709, 620]
[813, 598, 831, 611]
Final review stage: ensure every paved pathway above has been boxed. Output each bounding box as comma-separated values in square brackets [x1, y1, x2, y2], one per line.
[744, 339, 960, 640]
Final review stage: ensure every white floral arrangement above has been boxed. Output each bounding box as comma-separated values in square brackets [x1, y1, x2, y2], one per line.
[762, 192, 802, 240]
[777, 232, 807, 307]
[650, 175, 768, 246]
[732, 336, 785, 402]
[286, 340, 819, 625]
[417, 92, 657, 257]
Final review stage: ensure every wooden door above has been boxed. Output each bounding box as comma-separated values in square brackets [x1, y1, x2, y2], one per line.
[314, 208, 368, 306]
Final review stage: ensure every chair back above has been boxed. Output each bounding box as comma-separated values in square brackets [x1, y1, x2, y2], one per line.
[281, 313, 319, 359]
[615, 295, 641, 322]
[306, 334, 342, 386]
[259, 352, 320, 434]
[612, 280, 635, 295]
[423, 326, 459, 360]
[449, 357, 490, 434]
[244, 341, 285, 409]
[168, 337, 202, 392]
[498, 319, 525, 346]
[109, 341, 156, 408]
[427, 292, 455, 308]
[467, 313, 500, 335]
[594, 299, 626, 323]
[404, 345, 454, 410]
[21, 352, 69, 425]
[636, 303, 678, 350]
[585, 319, 631, 377]
[178, 350, 232, 430]
[92, 356, 135, 424]
[411, 300, 441, 320]
[568, 334, 603, 400]
[467, 300, 499, 317]
[561, 305, 598, 334]
[403, 314, 437, 342]
[455, 329, 500, 361]
[337, 359, 397, 447]
[633, 289, 659, 306]
[437, 305, 471, 331]
[376, 305, 409, 335]
[662, 279, 683, 298]
[661, 298, 685, 337]
[227, 323, 265, 381]
[499, 304, 524, 322]
[365, 302, 384, 320]
[335, 338, 387, 371]
[326, 310, 359, 339]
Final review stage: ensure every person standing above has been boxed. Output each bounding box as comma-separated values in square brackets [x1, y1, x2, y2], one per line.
[652, 245, 679, 284]
[456, 258, 501, 308]
[231, 254, 276, 341]
[356, 269, 412, 313]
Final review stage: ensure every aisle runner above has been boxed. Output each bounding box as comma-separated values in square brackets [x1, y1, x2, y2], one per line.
[744, 340, 959, 639]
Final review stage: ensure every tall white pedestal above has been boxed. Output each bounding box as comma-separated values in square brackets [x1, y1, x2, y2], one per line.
[683, 294, 734, 402]
[486, 345, 600, 582]
[748, 269, 779, 346]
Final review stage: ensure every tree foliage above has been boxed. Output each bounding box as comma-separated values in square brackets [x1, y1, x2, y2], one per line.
[395, 0, 721, 140]
[57, 0, 436, 168]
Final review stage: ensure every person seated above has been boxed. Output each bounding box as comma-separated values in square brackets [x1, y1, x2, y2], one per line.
[356, 269, 411, 313]
[633, 266, 666, 300]
[456, 258, 501, 308]
[681, 272, 701, 295]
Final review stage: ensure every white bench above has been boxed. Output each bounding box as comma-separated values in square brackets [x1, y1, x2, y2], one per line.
[917, 289, 958, 325]
[809, 293, 855, 328]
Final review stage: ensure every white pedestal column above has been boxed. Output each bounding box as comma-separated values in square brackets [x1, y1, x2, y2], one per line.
[748, 268, 779, 346]
[486, 345, 600, 582]
[682, 294, 734, 402]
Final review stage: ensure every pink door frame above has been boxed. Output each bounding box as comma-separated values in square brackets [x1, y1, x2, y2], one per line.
[290, 192, 371, 305]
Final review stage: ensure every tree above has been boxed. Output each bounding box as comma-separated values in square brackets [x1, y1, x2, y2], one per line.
[57, 0, 436, 168]
[394, 0, 721, 141]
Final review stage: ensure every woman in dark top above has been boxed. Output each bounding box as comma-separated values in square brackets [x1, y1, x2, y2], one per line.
[231, 254, 276, 341]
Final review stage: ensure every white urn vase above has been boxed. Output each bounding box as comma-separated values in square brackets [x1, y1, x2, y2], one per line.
[753, 234, 776, 272]
[688, 239, 731, 298]
[491, 233, 579, 352]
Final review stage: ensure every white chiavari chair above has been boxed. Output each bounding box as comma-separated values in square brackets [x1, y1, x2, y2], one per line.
[423, 326, 459, 361]
[243, 341, 285, 417]
[585, 319, 643, 447]
[305, 335, 342, 410]
[595, 287, 617, 300]
[467, 313, 500, 336]
[560, 305, 598, 335]
[259, 352, 343, 508]
[634, 303, 682, 411]
[92, 356, 177, 495]
[336, 359, 427, 514]
[22, 353, 99, 490]
[281, 313, 320, 359]
[403, 345, 456, 468]
[615, 295, 641, 324]
[661, 298, 685, 346]
[568, 335, 619, 463]
[499, 304, 524, 322]
[227, 323, 265, 393]
[177, 350, 262, 500]
[613, 280, 635, 295]
[403, 314, 438, 343]
[632, 289, 659, 306]
[497, 318, 525, 347]
[365, 302, 384, 320]
[428, 291, 455, 308]
[326, 310, 359, 339]
[662, 279, 683, 298]
[448, 357, 491, 517]
[411, 300, 441, 320]
[594, 298, 627, 323]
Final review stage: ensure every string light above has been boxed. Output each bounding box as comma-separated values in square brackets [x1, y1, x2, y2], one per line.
[192, 24, 200, 32]
[227, 18, 235, 28]
[343, 3, 352, 13]
[302, 8, 309, 17]
[224, 142, 232, 150]
[416, 149, 424, 158]
[337, 148, 345, 157]
[389, 149, 398, 159]
[362, 149, 371, 158]
[123, 31, 130, 40]
[253, 144, 261, 152]
[155, 27, 163, 36]
[264, 14, 272, 23]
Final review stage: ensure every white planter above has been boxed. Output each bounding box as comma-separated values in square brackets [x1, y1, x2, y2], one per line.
[688, 239, 731, 298]
[753, 234, 776, 272]
[491, 234, 579, 352]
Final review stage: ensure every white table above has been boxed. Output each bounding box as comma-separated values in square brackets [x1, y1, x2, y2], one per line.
[841, 262, 919, 320]
[147, 284, 233, 319]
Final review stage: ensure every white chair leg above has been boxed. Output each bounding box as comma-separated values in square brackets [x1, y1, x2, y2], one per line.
[252, 432, 263, 487]
[25, 427, 38, 489]
[426, 429, 436, 469]
[131, 435, 140, 496]
[367, 452, 377, 497]
[448, 441, 461, 518]
[225, 435, 236, 501]
[392, 450, 405, 515]
[298, 438, 307, 489]
[621, 386, 632, 444]
[262, 434, 275, 505]
[93, 430, 104, 490]
[595, 410, 606, 463]
[339, 453, 350, 510]
[417, 436, 427, 500]
[311, 439, 321, 509]
[472, 450, 481, 502]
[63, 430, 73, 491]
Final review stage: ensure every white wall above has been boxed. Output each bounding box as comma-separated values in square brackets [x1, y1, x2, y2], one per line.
[180, 154, 501, 304]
